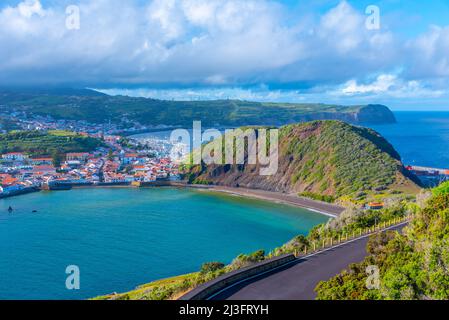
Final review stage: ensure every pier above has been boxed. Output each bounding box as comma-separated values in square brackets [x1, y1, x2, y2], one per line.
[406, 165, 449, 187]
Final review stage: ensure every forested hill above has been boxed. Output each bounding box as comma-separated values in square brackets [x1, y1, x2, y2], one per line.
[184, 120, 420, 201]
[0, 89, 396, 127]
[0, 130, 104, 157]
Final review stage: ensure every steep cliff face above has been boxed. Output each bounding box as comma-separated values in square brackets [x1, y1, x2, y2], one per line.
[274, 104, 396, 126]
[184, 121, 419, 200]
[351, 104, 397, 124]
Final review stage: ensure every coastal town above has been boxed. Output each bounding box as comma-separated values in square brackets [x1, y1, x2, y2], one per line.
[2, 112, 449, 200]
[0, 128, 181, 198]
[0, 108, 172, 136]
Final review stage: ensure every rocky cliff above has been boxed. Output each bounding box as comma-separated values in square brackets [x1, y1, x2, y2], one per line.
[184, 120, 419, 201]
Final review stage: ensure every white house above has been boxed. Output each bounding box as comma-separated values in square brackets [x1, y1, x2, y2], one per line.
[122, 153, 138, 165]
[2, 152, 27, 161]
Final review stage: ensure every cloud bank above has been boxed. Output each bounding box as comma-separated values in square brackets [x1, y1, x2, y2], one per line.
[0, 0, 448, 106]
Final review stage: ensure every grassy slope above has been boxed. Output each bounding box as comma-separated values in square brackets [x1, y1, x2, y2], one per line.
[93, 273, 197, 301]
[0, 130, 104, 156]
[187, 120, 420, 202]
[0, 90, 395, 126]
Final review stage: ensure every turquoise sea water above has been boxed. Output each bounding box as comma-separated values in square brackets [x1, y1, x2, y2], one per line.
[369, 111, 449, 169]
[0, 188, 327, 300]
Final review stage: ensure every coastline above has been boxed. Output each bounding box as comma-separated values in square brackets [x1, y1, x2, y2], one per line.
[1, 181, 344, 218]
[191, 185, 344, 218]
[73, 182, 344, 217]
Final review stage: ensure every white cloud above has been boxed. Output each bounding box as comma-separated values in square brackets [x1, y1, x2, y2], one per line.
[0, 0, 447, 105]
[95, 86, 305, 102]
[338, 74, 445, 98]
[319, 1, 365, 53]
[342, 74, 397, 95]
[407, 25, 449, 78]
[18, 0, 46, 18]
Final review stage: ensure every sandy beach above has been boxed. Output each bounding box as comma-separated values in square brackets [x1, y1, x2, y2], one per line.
[188, 185, 344, 217]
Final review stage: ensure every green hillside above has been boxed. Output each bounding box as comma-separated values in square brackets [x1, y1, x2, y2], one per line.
[184, 120, 420, 201]
[0, 89, 396, 127]
[0, 130, 104, 156]
[315, 182, 449, 300]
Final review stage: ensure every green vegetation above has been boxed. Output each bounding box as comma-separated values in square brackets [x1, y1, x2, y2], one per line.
[0, 130, 104, 157]
[185, 121, 420, 201]
[200, 262, 225, 275]
[191, 178, 213, 185]
[93, 273, 199, 301]
[118, 137, 134, 148]
[0, 89, 396, 127]
[315, 186, 449, 300]
[0, 117, 20, 131]
[107, 149, 114, 161]
[299, 192, 336, 203]
[433, 181, 449, 196]
[51, 150, 63, 168]
[270, 198, 414, 257]
[282, 121, 409, 198]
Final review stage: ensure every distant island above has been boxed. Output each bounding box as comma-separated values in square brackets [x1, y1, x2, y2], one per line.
[0, 88, 396, 129]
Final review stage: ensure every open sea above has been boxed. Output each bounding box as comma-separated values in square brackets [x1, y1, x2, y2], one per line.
[369, 111, 449, 169]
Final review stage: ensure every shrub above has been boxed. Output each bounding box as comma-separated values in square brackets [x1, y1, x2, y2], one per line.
[299, 192, 336, 203]
[433, 181, 449, 196]
[200, 262, 225, 275]
[231, 250, 266, 269]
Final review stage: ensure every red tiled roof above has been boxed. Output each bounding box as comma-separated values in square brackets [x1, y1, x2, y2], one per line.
[66, 152, 89, 157]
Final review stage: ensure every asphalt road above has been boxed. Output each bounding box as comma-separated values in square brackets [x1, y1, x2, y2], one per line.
[211, 224, 405, 300]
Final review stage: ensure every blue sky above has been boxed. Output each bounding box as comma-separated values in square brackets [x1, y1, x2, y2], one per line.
[0, 0, 449, 110]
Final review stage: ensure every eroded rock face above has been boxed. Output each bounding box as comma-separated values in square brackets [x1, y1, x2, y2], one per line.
[185, 120, 419, 199]
[261, 105, 396, 127]
[352, 105, 397, 124]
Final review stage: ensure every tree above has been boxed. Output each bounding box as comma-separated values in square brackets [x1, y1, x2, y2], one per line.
[200, 262, 225, 275]
[52, 150, 62, 168]
[107, 149, 114, 161]
[124, 165, 133, 174]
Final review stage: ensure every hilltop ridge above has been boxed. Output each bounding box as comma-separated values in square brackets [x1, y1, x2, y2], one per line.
[0, 89, 396, 127]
